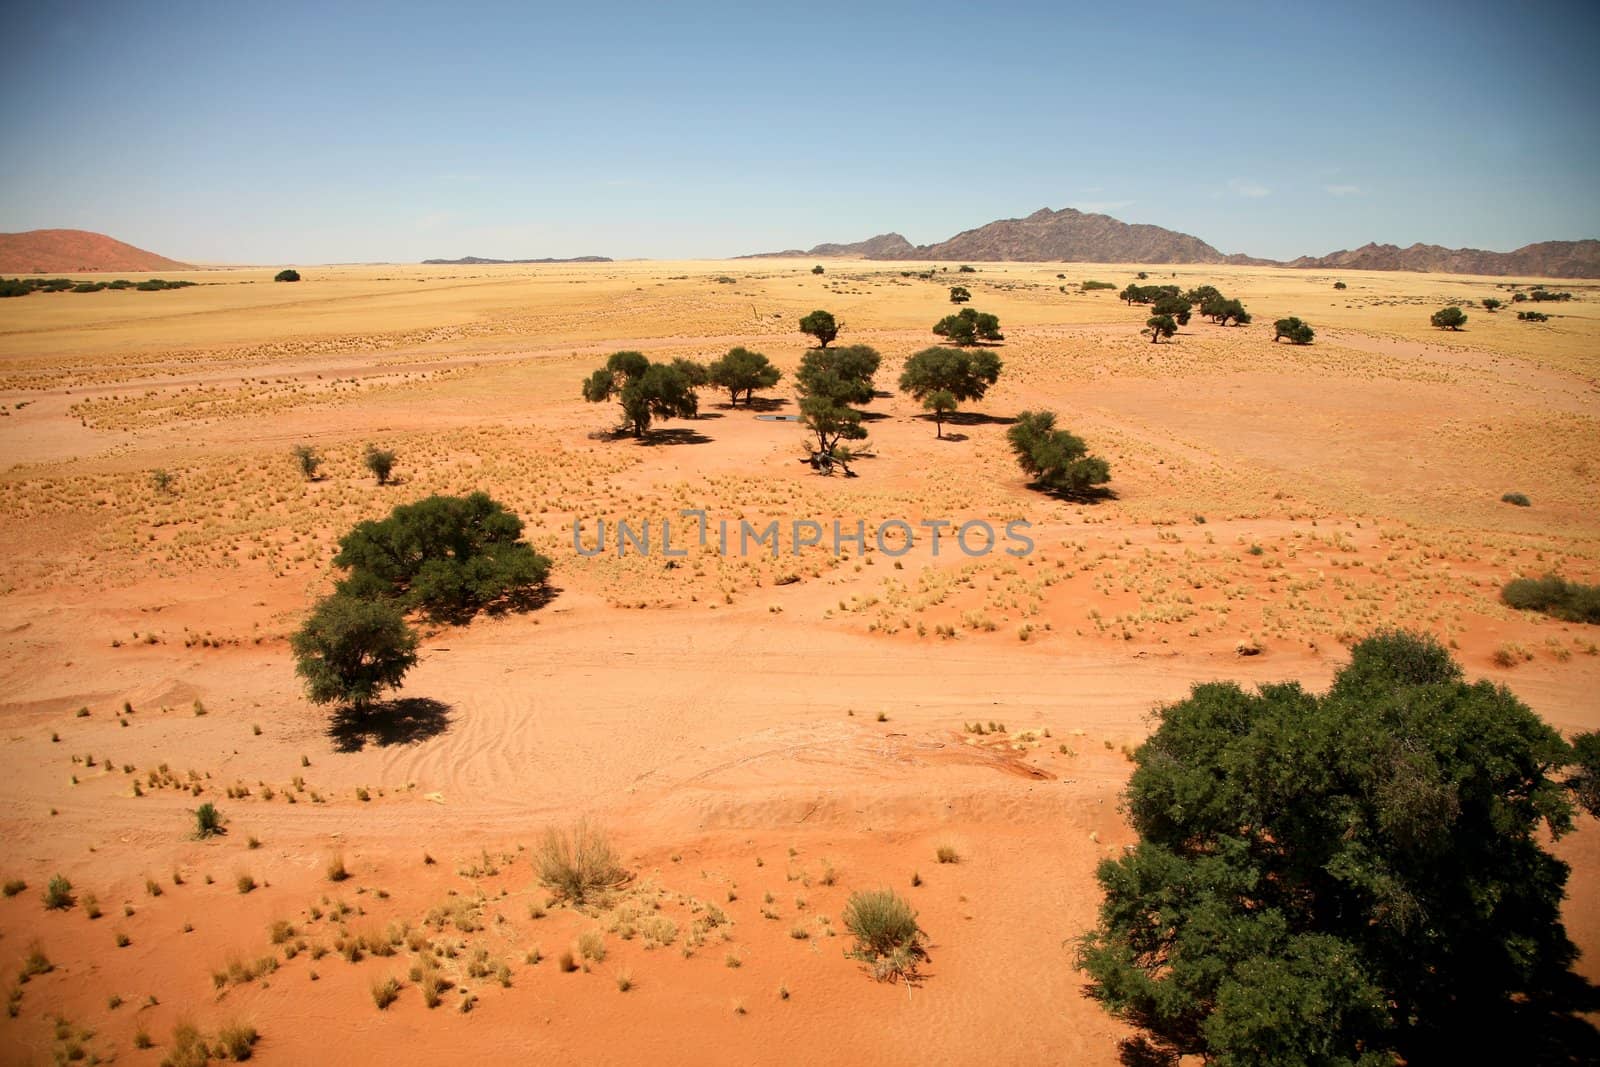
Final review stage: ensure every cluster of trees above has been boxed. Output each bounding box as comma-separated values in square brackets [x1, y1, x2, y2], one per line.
[582, 347, 784, 435]
[0, 276, 194, 298]
[1191, 285, 1251, 326]
[1078, 630, 1600, 1066]
[291, 493, 553, 708]
[1528, 288, 1572, 302]
[1272, 316, 1315, 344]
[1430, 306, 1467, 330]
[933, 307, 1004, 345]
[1518, 310, 1550, 322]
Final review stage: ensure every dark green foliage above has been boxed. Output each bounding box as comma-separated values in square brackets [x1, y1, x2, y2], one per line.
[1501, 574, 1600, 624]
[1273, 316, 1315, 344]
[331, 492, 552, 619]
[1081, 280, 1117, 291]
[582, 350, 700, 436]
[1201, 293, 1251, 326]
[1151, 294, 1191, 324]
[1078, 630, 1597, 1065]
[948, 285, 971, 303]
[1512, 291, 1528, 302]
[133, 278, 195, 291]
[1501, 491, 1531, 506]
[291, 594, 418, 708]
[43, 874, 74, 910]
[194, 802, 223, 838]
[0, 279, 30, 298]
[274, 269, 301, 282]
[1430, 305, 1467, 330]
[1334, 281, 1347, 289]
[799, 309, 839, 347]
[706, 347, 781, 406]
[811, 264, 825, 274]
[1006, 410, 1110, 498]
[922, 390, 958, 437]
[1144, 314, 1177, 343]
[897, 346, 1001, 403]
[796, 344, 881, 457]
[1518, 310, 1550, 322]
[1529, 289, 1572, 302]
[1185, 284, 1222, 306]
[1121, 283, 1180, 306]
[932, 307, 1003, 346]
[958, 264, 976, 273]
[363, 445, 396, 484]
[1482, 297, 1502, 311]
[1569, 732, 1600, 818]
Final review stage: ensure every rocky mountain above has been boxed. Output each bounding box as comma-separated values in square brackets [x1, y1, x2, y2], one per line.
[1285, 240, 1600, 278]
[748, 208, 1598, 277]
[422, 255, 612, 264]
[0, 229, 190, 274]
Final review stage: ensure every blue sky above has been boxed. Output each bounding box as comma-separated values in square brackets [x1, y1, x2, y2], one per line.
[3, 1, 1596, 264]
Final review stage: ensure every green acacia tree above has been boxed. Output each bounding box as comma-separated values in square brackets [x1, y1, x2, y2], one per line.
[795, 344, 880, 461]
[799, 309, 839, 347]
[932, 307, 1004, 346]
[706, 347, 781, 406]
[948, 285, 971, 304]
[1005, 410, 1109, 498]
[1272, 316, 1315, 344]
[291, 594, 418, 709]
[1144, 314, 1177, 343]
[1077, 630, 1600, 1066]
[1431, 305, 1468, 330]
[898, 346, 1001, 406]
[922, 390, 958, 438]
[583, 350, 700, 436]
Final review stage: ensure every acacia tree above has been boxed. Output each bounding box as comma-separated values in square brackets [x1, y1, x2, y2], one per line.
[1078, 630, 1600, 1067]
[1005, 410, 1110, 497]
[1431, 305, 1467, 330]
[799, 309, 839, 348]
[1272, 316, 1315, 344]
[1144, 314, 1177, 343]
[706, 347, 781, 406]
[582, 350, 700, 436]
[333, 492, 552, 620]
[291, 594, 418, 709]
[795, 344, 880, 461]
[949, 285, 971, 304]
[292, 444, 322, 480]
[932, 307, 1004, 346]
[899, 346, 1001, 437]
[1482, 297, 1502, 312]
[922, 390, 958, 438]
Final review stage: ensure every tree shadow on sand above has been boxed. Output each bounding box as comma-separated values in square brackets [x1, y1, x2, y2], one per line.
[328, 697, 453, 753]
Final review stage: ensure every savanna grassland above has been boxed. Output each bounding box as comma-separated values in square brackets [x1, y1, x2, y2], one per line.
[1, 259, 1596, 1065]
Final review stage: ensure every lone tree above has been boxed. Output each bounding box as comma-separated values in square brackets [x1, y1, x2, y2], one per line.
[795, 344, 881, 463]
[1431, 305, 1468, 330]
[932, 307, 1004, 346]
[948, 285, 971, 304]
[1077, 630, 1600, 1067]
[274, 269, 301, 283]
[922, 390, 958, 438]
[363, 444, 396, 485]
[1272, 316, 1315, 344]
[1143, 314, 1177, 343]
[799, 309, 839, 348]
[706, 347, 780, 406]
[582, 350, 700, 436]
[1005, 410, 1110, 498]
[332, 492, 552, 620]
[292, 444, 321, 480]
[291, 594, 418, 709]
[1482, 297, 1502, 312]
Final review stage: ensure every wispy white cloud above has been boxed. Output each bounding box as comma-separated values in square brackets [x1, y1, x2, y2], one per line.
[1227, 178, 1271, 198]
[1324, 183, 1362, 196]
[1067, 199, 1134, 214]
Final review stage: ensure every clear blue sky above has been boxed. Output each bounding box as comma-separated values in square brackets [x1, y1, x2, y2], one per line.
[3, 1, 1596, 264]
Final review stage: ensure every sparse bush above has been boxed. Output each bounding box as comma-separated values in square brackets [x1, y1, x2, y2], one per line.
[326, 854, 350, 882]
[215, 1020, 259, 1060]
[1501, 492, 1530, 507]
[371, 976, 401, 1010]
[2, 879, 25, 897]
[235, 872, 256, 894]
[150, 469, 175, 493]
[42, 874, 73, 910]
[578, 930, 607, 962]
[194, 802, 223, 838]
[292, 444, 320, 480]
[362, 444, 396, 485]
[935, 845, 959, 864]
[1517, 310, 1549, 322]
[1501, 575, 1600, 624]
[842, 888, 927, 981]
[535, 820, 627, 904]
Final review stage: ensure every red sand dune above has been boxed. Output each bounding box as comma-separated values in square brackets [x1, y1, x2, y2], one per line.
[0, 228, 190, 274]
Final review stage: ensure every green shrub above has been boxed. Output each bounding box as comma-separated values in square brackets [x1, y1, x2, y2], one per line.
[1080, 280, 1117, 291]
[194, 802, 223, 838]
[42, 874, 73, 910]
[274, 269, 301, 283]
[841, 888, 926, 981]
[1501, 575, 1600, 624]
[1501, 491, 1531, 507]
[362, 444, 396, 484]
[1007, 410, 1110, 499]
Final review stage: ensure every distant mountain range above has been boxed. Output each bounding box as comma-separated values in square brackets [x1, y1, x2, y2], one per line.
[745, 207, 1600, 278]
[422, 255, 612, 264]
[0, 229, 190, 274]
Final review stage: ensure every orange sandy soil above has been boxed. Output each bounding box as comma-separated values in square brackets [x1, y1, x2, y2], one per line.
[1, 260, 1597, 1063]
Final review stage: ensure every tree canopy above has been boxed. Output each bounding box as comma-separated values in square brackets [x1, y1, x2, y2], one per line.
[332, 492, 552, 621]
[795, 344, 881, 459]
[291, 594, 418, 709]
[799, 308, 839, 347]
[706, 347, 781, 406]
[1144, 314, 1177, 343]
[897, 346, 1001, 403]
[1005, 410, 1110, 498]
[1431, 305, 1468, 330]
[949, 285, 971, 304]
[1273, 316, 1315, 344]
[932, 307, 1004, 346]
[583, 350, 701, 436]
[1078, 630, 1600, 1066]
